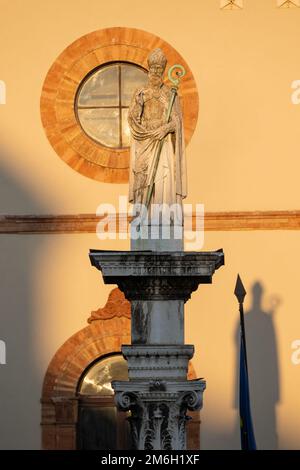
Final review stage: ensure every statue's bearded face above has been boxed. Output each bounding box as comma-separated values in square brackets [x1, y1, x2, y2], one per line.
[148, 64, 164, 87]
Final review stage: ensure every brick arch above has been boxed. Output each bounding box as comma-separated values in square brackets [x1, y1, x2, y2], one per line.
[41, 288, 199, 449]
[42, 306, 130, 399]
[42, 318, 130, 399]
[41, 288, 131, 449]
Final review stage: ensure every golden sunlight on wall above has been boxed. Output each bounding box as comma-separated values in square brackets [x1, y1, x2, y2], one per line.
[32, 235, 130, 368]
[1, 230, 299, 449]
[187, 230, 300, 449]
[0, 0, 300, 212]
[1, 0, 300, 450]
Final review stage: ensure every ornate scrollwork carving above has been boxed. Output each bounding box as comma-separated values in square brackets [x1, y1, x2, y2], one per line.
[181, 389, 203, 411]
[113, 383, 205, 450]
[117, 277, 201, 301]
[114, 390, 137, 411]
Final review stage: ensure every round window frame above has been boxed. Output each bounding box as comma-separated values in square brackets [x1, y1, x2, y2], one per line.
[40, 27, 199, 184]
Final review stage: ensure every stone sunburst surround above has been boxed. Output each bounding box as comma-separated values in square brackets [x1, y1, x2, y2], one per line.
[89, 249, 224, 450]
[40, 27, 198, 184]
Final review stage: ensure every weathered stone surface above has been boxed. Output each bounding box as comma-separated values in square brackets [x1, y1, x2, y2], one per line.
[122, 344, 194, 381]
[112, 379, 206, 450]
[89, 249, 224, 302]
[131, 300, 184, 344]
[89, 248, 224, 450]
[130, 223, 184, 252]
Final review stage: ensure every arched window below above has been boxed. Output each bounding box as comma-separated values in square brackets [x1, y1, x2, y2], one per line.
[77, 354, 131, 450]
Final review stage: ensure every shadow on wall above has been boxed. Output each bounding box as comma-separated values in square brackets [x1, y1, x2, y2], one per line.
[233, 281, 281, 450]
[0, 154, 49, 449]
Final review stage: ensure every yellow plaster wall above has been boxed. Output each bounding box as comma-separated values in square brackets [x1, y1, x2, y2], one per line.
[0, 0, 300, 449]
[0, 0, 299, 212]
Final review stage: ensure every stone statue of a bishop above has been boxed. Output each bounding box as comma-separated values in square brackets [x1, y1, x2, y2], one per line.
[128, 48, 187, 218]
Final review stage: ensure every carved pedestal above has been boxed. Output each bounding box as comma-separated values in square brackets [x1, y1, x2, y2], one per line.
[90, 250, 224, 450]
[114, 381, 205, 450]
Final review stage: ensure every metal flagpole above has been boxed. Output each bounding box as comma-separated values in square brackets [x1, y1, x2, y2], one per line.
[234, 274, 257, 450]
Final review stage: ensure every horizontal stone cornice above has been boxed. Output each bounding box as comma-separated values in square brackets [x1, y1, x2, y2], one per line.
[0, 211, 300, 233]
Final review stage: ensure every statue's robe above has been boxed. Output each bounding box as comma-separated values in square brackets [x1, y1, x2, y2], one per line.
[128, 83, 187, 220]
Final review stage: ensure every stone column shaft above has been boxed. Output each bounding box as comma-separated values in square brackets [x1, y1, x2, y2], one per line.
[89, 249, 224, 450]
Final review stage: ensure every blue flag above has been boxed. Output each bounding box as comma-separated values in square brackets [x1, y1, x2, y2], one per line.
[239, 331, 257, 450]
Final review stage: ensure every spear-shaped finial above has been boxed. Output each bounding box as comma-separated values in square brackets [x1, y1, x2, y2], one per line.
[234, 274, 247, 304]
[234, 274, 248, 372]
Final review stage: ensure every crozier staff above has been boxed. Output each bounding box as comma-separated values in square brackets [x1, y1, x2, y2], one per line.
[128, 48, 187, 216]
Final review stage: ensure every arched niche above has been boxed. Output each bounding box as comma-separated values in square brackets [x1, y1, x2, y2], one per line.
[41, 288, 200, 450]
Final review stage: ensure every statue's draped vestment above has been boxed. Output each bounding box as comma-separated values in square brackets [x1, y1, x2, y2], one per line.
[128, 84, 187, 212]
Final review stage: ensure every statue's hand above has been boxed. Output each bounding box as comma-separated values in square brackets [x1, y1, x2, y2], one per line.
[153, 122, 175, 141]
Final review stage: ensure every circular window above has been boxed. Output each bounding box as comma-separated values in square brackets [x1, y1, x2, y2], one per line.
[40, 27, 199, 183]
[76, 63, 147, 148]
